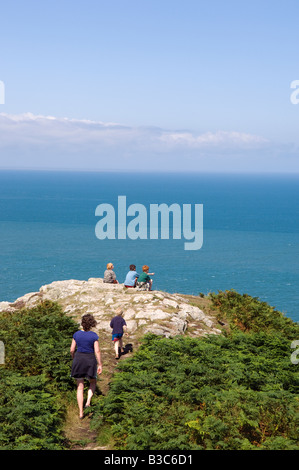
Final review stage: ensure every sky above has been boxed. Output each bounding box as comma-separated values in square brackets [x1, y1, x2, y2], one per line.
[0, 0, 299, 172]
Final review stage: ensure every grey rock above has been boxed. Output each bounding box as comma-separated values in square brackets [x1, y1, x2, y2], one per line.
[0, 277, 221, 342]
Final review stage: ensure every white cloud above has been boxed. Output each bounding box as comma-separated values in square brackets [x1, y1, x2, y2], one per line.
[1, 112, 296, 173]
[0, 112, 268, 150]
[158, 130, 268, 149]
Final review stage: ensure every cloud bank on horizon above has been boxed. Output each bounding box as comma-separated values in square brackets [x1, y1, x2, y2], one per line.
[1, 2, 299, 174]
[0, 111, 295, 173]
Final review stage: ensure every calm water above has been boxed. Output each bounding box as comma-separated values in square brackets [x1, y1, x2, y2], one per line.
[0, 170, 298, 322]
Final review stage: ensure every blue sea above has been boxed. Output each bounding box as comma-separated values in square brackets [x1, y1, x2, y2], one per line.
[0, 170, 298, 323]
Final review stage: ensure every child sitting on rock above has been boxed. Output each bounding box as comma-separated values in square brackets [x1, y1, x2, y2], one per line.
[124, 264, 139, 288]
[136, 265, 154, 291]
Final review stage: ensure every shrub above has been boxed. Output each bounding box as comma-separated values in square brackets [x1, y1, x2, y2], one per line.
[209, 289, 298, 339]
[92, 332, 299, 450]
[0, 301, 78, 449]
[0, 371, 65, 449]
[0, 300, 78, 389]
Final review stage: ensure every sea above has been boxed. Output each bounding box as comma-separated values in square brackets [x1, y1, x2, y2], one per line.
[0, 170, 298, 323]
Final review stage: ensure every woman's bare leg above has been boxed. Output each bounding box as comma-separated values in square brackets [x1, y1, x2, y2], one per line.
[86, 378, 96, 407]
[76, 379, 84, 418]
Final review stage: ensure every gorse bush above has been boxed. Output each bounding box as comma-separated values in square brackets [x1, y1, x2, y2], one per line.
[92, 292, 299, 450]
[0, 301, 78, 449]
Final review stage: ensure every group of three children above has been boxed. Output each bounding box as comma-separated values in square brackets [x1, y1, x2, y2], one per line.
[104, 263, 155, 291]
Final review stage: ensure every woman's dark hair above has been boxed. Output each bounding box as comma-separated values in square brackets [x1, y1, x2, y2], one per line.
[81, 314, 97, 331]
[130, 264, 136, 271]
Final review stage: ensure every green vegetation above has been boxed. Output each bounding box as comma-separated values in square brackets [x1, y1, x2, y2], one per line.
[91, 290, 299, 450]
[0, 301, 78, 449]
[209, 289, 299, 339]
[0, 290, 298, 450]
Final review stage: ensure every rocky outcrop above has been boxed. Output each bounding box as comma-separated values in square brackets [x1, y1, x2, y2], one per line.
[0, 278, 223, 343]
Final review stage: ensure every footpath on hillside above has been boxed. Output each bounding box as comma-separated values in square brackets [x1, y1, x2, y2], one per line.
[63, 334, 133, 450]
[0, 277, 225, 450]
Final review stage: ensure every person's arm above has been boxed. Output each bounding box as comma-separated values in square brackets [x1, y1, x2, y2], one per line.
[94, 341, 102, 374]
[123, 321, 129, 336]
[70, 338, 76, 359]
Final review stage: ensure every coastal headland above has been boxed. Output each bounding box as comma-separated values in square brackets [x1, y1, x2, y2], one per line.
[0, 277, 224, 350]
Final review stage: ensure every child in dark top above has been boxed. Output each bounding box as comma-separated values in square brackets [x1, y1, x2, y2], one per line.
[110, 307, 128, 359]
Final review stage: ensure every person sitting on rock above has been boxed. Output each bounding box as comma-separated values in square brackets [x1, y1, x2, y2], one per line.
[103, 263, 118, 284]
[124, 264, 139, 288]
[110, 308, 128, 359]
[136, 265, 154, 291]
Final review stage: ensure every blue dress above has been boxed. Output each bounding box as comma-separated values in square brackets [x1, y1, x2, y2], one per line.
[71, 330, 99, 379]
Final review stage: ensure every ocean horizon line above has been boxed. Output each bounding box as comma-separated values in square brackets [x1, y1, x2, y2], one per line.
[0, 167, 299, 177]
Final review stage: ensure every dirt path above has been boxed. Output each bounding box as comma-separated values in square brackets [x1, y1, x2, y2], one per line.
[63, 338, 135, 450]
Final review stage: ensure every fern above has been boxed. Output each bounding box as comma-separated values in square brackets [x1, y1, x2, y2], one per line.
[92, 331, 299, 450]
[0, 301, 78, 449]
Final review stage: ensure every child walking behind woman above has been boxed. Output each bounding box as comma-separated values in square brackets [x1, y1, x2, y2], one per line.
[110, 308, 128, 359]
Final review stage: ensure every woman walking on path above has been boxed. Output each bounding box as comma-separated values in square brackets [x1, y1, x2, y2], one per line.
[70, 314, 102, 419]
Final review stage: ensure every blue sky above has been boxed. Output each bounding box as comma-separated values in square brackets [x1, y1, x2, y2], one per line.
[0, 0, 299, 172]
